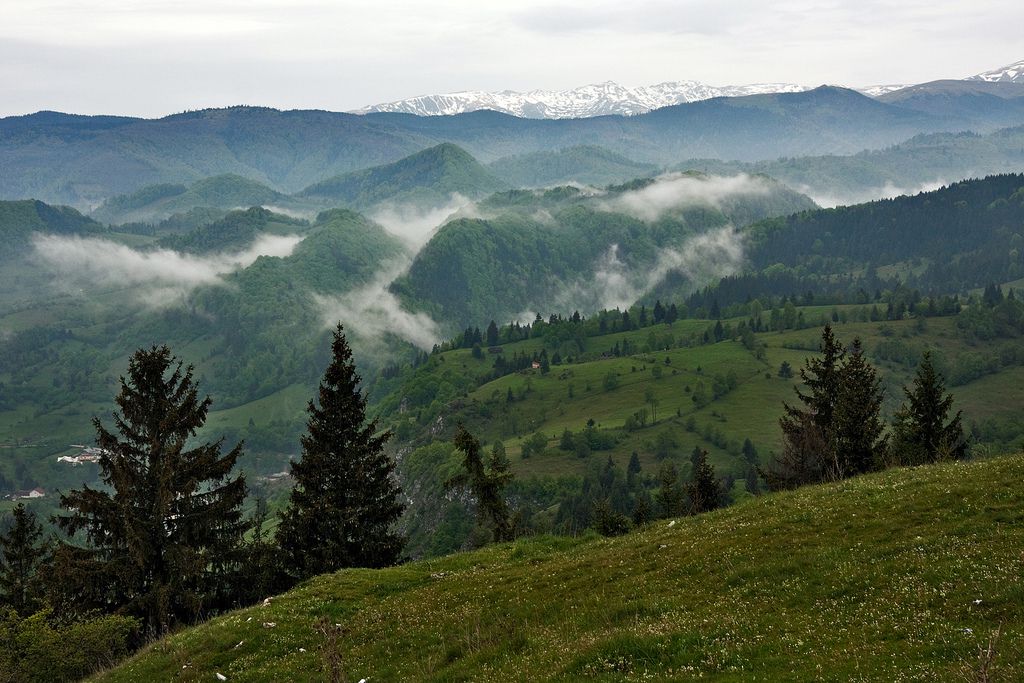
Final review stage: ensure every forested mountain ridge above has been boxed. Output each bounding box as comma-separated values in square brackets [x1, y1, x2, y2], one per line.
[877, 79, 1024, 129]
[4, 85, 1016, 207]
[487, 145, 660, 188]
[299, 142, 508, 208]
[392, 174, 817, 327]
[676, 125, 1024, 205]
[91, 174, 295, 225]
[681, 173, 1024, 312]
[0, 199, 105, 249]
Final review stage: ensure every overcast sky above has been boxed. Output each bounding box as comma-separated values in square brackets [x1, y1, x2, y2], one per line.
[1, 0, 1020, 118]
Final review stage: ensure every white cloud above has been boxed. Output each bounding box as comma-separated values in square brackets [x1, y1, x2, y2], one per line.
[802, 179, 949, 208]
[313, 258, 441, 350]
[554, 225, 745, 312]
[600, 173, 772, 222]
[31, 232, 302, 306]
[368, 194, 477, 248]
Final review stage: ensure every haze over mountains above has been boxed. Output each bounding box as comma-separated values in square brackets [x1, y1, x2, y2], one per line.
[4, 82, 1024, 208]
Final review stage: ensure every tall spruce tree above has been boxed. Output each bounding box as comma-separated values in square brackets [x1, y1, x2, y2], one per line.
[656, 463, 685, 518]
[767, 325, 845, 489]
[890, 352, 967, 465]
[58, 346, 247, 636]
[687, 449, 723, 514]
[832, 338, 887, 476]
[449, 425, 514, 544]
[0, 504, 48, 616]
[782, 324, 845, 435]
[278, 325, 404, 579]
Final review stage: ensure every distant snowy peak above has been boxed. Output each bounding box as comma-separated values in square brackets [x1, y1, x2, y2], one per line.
[857, 84, 913, 98]
[968, 59, 1024, 83]
[354, 81, 810, 119]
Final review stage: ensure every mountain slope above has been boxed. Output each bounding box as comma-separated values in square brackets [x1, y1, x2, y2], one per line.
[299, 143, 507, 208]
[878, 80, 1024, 129]
[677, 125, 1024, 205]
[91, 174, 294, 225]
[968, 58, 1024, 83]
[0, 107, 430, 207]
[487, 145, 659, 187]
[157, 206, 308, 254]
[676, 173, 1024, 313]
[98, 455, 1024, 681]
[394, 174, 816, 328]
[0, 199, 105, 250]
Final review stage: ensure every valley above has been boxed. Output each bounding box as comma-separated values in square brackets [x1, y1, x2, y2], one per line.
[2, 42, 1024, 680]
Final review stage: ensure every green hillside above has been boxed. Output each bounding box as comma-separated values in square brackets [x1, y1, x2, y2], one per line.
[158, 206, 308, 254]
[299, 143, 508, 208]
[678, 126, 1024, 206]
[394, 175, 816, 328]
[96, 454, 1024, 681]
[0, 199, 105, 249]
[0, 207, 407, 511]
[488, 145, 660, 188]
[91, 174, 300, 225]
[681, 174, 1024, 313]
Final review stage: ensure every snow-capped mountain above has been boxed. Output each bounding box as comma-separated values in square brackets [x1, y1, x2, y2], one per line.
[857, 84, 913, 98]
[354, 59, 1024, 119]
[354, 80, 810, 119]
[968, 59, 1024, 83]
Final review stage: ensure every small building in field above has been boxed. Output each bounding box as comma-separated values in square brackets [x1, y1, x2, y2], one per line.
[7, 487, 45, 500]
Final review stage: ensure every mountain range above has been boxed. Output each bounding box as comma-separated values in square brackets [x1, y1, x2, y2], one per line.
[355, 59, 1024, 119]
[5, 85, 1016, 208]
[353, 80, 810, 118]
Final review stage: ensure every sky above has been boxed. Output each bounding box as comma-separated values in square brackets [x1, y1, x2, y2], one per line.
[1, 0, 1021, 118]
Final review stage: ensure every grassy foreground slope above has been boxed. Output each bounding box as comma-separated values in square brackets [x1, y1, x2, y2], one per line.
[99, 456, 1024, 681]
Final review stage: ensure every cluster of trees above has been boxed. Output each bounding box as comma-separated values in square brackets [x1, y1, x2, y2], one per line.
[763, 325, 966, 490]
[957, 286, 1024, 340]
[0, 326, 405, 678]
[555, 447, 726, 537]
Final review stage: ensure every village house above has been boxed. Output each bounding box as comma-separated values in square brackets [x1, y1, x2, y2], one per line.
[6, 487, 45, 501]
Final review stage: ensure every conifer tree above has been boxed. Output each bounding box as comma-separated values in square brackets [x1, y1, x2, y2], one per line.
[768, 325, 845, 489]
[782, 324, 845, 436]
[277, 325, 404, 580]
[832, 339, 886, 476]
[626, 452, 642, 488]
[592, 498, 630, 537]
[486, 320, 500, 347]
[632, 492, 654, 526]
[687, 449, 723, 514]
[656, 463, 685, 518]
[0, 504, 48, 616]
[58, 346, 247, 636]
[449, 425, 514, 543]
[890, 352, 967, 465]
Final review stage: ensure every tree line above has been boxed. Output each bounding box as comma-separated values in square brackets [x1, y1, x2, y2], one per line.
[762, 324, 967, 490]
